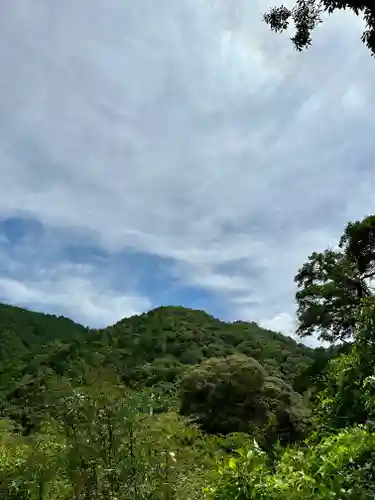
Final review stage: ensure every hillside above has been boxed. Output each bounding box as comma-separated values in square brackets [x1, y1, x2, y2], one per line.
[0, 304, 319, 388]
[2, 302, 370, 499]
[98, 306, 318, 386]
[0, 302, 88, 364]
[2, 217, 375, 498]
[0, 304, 322, 432]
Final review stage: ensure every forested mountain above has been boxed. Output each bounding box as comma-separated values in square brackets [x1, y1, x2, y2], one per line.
[0, 304, 317, 403]
[0, 302, 88, 364]
[2, 211, 375, 500]
[98, 306, 317, 385]
[0, 302, 322, 464]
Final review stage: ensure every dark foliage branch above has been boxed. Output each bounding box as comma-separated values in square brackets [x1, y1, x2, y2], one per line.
[264, 0, 375, 56]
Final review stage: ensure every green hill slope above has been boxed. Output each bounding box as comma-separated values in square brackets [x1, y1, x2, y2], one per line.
[0, 304, 318, 392]
[99, 306, 317, 385]
[0, 302, 88, 363]
[0, 303, 323, 432]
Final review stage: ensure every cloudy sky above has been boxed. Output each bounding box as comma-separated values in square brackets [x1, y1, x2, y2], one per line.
[1, 0, 375, 345]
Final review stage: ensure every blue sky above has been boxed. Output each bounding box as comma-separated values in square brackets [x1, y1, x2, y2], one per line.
[1, 0, 375, 346]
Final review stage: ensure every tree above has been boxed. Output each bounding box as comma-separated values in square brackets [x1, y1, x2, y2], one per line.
[295, 215, 375, 343]
[180, 355, 268, 434]
[180, 355, 310, 445]
[263, 0, 375, 57]
[311, 297, 375, 432]
[262, 376, 311, 444]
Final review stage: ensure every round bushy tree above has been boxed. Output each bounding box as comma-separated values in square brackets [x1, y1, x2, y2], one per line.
[180, 355, 267, 435]
[180, 355, 310, 444]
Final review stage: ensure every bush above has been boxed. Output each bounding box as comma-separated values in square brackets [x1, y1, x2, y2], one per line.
[206, 426, 375, 500]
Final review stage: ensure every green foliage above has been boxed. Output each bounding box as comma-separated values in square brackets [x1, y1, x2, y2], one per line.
[4, 215, 375, 498]
[293, 344, 350, 396]
[0, 419, 71, 499]
[294, 215, 375, 342]
[313, 349, 367, 432]
[264, 0, 375, 56]
[0, 302, 317, 499]
[0, 303, 88, 364]
[1, 276, 375, 498]
[0, 383, 223, 500]
[101, 307, 316, 386]
[262, 376, 310, 446]
[180, 355, 268, 434]
[0, 305, 319, 432]
[311, 296, 375, 432]
[205, 442, 269, 500]
[180, 355, 310, 445]
[207, 426, 375, 499]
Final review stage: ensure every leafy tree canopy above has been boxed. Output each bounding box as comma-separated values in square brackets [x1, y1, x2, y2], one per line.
[295, 214, 375, 343]
[180, 354, 310, 444]
[263, 0, 375, 56]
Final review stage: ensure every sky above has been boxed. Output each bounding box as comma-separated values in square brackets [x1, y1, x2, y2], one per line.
[1, 0, 375, 346]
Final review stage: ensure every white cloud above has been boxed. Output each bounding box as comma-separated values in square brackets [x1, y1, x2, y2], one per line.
[0, 0, 375, 339]
[257, 312, 296, 336]
[0, 261, 151, 327]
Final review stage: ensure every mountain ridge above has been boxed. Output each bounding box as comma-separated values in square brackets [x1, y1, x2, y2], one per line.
[0, 301, 325, 434]
[0, 302, 319, 374]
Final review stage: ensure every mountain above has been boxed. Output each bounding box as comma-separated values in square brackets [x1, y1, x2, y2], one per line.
[0, 302, 88, 364]
[99, 306, 318, 385]
[0, 304, 318, 392]
[0, 303, 325, 433]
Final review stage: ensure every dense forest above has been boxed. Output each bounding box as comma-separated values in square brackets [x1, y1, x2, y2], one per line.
[1, 215, 375, 499]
